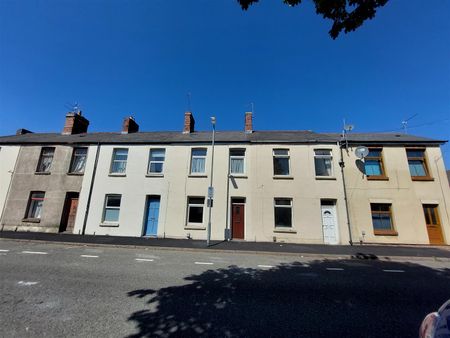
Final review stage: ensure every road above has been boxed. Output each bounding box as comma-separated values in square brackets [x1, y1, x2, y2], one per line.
[0, 239, 449, 337]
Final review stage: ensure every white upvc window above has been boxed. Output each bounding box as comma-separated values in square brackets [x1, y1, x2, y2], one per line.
[274, 198, 293, 228]
[314, 149, 333, 177]
[110, 148, 128, 174]
[102, 194, 121, 223]
[190, 148, 207, 174]
[273, 149, 290, 176]
[148, 148, 166, 174]
[187, 197, 205, 224]
[230, 149, 245, 175]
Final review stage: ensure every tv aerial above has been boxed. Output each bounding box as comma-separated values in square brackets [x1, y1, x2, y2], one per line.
[401, 113, 418, 134]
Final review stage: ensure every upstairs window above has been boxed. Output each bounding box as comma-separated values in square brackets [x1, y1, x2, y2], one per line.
[365, 148, 386, 178]
[36, 147, 55, 173]
[230, 149, 245, 175]
[314, 149, 333, 177]
[103, 195, 121, 223]
[110, 148, 128, 174]
[148, 149, 166, 174]
[25, 192, 45, 219]
[187, 197, 205, 224]
[190, 148, 207, 174]
[273, 149, 290, 176]
[274, 198, 293, 228]
[69, 147, 88, 174]
[371, 203, 397, 235]
[406, 149, 430, 179]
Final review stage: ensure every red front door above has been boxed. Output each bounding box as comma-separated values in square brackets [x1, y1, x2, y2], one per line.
[232, 204, 245, 239]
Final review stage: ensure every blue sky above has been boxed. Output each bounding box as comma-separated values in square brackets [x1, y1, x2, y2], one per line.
[0, 0, 449, 165]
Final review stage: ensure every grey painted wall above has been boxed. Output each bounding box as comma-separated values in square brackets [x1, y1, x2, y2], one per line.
[1, 145, 85, 232]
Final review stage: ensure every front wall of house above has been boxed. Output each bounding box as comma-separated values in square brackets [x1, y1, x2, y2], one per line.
[344, 145, 450, 245]
[0, 146, 20, 222]
[1, 145, 85, 232]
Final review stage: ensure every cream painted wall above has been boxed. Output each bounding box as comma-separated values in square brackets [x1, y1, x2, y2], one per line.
[0, 146, 20, 222]
[344, 145, 450, 245]
[76, 143, 349, 244]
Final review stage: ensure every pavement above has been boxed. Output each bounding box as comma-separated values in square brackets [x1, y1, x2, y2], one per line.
[0, 239, 449, 337]
[1, 230, 449, 259]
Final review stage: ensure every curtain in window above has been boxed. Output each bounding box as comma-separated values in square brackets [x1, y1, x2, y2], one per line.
[408, 161, 426, 176]
[39, 156, 53, 172]
[191, 158, 205, 173]
[315, 158, 332, 176]
[30, 200, 43, 218]
[230, 158, 244, 174]
[71, 156, 86, 173]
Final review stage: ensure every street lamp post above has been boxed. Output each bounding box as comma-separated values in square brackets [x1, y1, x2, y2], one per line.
[206, 117, 216, 247]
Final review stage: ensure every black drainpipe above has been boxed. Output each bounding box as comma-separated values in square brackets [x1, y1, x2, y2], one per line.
[81, 142, 101, 235]
[339, 142, 353, 246]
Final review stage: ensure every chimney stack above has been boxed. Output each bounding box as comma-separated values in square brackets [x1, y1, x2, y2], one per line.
[62, 112, 89, 135]
[183, 111, 195, 134]
[122, 116, 139, 134]
[245, 111, 253, 133]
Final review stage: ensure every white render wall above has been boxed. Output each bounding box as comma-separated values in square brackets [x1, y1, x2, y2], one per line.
[75, 143, 349, 244]
[0, 146, 20, 223]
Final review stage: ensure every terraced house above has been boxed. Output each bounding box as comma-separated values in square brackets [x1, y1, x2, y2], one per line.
[0, 110, 449, 246]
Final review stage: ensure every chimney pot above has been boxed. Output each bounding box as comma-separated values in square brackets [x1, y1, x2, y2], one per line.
[183, 111, 195, 134]
[245, 111, 253, 133]
[122, 116, 139, 134]
[62, 111, 89, 135]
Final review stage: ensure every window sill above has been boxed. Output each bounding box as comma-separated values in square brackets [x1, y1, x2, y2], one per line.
[21, 218, 41, 223]
[315, 176, 336, 180]
[273, 175, 294, 180]
[146, 173, 164, 178]
[188, 174, 207, 178]
[67, 172, 84, 176]
[274, 228, 296, 234]
[230, 174, 247, 179]
[184, 226, 206, 230]
[108, 173, 126, 177]
[374, 230, 398, 236]
[367, 176, 389, 181]
[100, 222, 120, 227]
[411, 177, 434, 182]
[34, 172, 51, 175]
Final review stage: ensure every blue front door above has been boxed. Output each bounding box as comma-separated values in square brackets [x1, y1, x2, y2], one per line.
[144, 197, 160, 236]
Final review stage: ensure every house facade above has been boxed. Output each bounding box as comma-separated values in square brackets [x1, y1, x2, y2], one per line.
[0, 111, 449, 246]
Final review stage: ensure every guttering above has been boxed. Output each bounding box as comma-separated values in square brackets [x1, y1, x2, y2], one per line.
[81, 142, 101, 235]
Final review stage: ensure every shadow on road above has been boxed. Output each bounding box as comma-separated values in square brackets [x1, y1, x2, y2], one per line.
[126, 259, 450, 338]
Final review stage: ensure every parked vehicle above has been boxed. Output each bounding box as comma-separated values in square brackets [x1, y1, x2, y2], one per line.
[420, 299, 450, 338]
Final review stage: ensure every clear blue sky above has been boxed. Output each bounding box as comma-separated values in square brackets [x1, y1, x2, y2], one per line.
[0, 0, 449, 166]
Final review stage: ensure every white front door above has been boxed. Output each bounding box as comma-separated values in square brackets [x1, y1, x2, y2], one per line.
[321, 204, 338, 245]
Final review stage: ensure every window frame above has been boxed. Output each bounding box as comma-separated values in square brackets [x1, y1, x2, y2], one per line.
[24, 191, 45, 220]
[229, 148, 246, 175]
[314, 149, 334, 177]
[274, 198, 293, 228]
[102, 194, 122, 224]
[186, 196, 205, 225]
[68, 147, 88, 174]
[147, 148, 166, 175]
[365, 147, 388, 180]
[406, 148, 432, 181]
[110, 148, 129, 174]
[272, 149, 291, 176]
[370, 203, 398, 236]
[190, 148, 207, 175]
[36, 147, 55, 173]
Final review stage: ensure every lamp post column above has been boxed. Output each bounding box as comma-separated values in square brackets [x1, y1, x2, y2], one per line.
[206, 117, 216, 246]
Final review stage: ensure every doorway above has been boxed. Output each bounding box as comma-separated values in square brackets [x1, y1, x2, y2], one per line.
[143, 196, 160, 237]
[231, 198, 245, 239]
[60, 192, 79, 233]
[321, 200, 339, 245]
[423, 205, 445, 245]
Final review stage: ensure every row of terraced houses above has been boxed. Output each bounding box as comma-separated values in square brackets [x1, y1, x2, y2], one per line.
[0, 110, 449, 246]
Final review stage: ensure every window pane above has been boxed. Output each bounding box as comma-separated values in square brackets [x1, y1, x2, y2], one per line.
[315, 158, 332, 176]
[430, 208, 438, 225]
[191, 158, 205, 173]
[106, 196, 121, 207]
[368, 149, 381, 157]
[188, 206, 204, 223]
[189, 197, 204, 205]
[274, 149, 288, 156]
[371, 204, 390, 212]
[275, 207, 292, 227]
[70, 148, 87, 173]
[150, 149, 165, 161]
[315, 150, 331, 156]
[365, 160, 382, 176]
[150, 162, 163, 173]
[423, 207, 431, 225]
[230, 158, 244, 174]
[372, 214, 393, 230]
[275, 198, 291, 206]
[192, 149, 207, 156]
[274, 158, 289, 175]
[408, 161, 426, 176]
[37, 148, 55, 172]
[111, 161, 127, 173]
[104, 209, 120, 222]
[407, 150, 424, 158]
[230, 149, 245, 156]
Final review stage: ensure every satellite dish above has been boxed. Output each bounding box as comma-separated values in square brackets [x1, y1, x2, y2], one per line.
[355, 146, 369, 159]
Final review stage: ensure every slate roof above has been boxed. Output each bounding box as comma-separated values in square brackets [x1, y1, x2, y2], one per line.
[0, 130, 445, 145]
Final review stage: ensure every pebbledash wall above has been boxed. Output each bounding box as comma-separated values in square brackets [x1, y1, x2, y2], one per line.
[0, 110, 449, 245]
